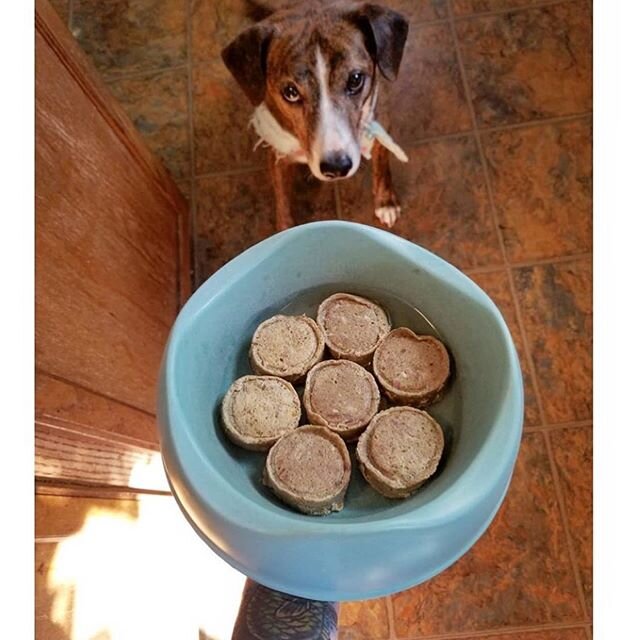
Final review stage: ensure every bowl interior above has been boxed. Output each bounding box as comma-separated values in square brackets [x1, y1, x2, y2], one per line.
[169, 224, 514, 524]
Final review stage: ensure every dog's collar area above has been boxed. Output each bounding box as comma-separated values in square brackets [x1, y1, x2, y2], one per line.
[249, 103, 408, 165]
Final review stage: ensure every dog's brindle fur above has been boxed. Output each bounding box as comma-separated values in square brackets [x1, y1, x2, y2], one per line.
[222, 1, 408, 230]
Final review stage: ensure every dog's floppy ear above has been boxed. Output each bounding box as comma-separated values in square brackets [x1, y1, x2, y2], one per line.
[221, 23, 275, 106]
[348, 3, 409, 81]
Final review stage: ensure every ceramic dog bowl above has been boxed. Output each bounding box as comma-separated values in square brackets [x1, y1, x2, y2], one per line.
[157, 221, 523, 601]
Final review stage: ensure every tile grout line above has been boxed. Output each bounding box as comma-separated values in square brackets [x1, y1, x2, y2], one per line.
[479, 112, 592, 136]
[543, 429, 591, 621]
[410, 17, 450, 28]
[406, 129, 473, 148]
[525, 419, 592, 433]
[185, 0, 197, 289]
[102, 63, 189, 85]
[195, 165, 267, 180]
[509, 252, 593, 269]
[453, 0, 576, 22]
[405, 620, 591, 640]
[385, 596, 398, 640]
[405, 112, 592, 154]
[444, 0, 548, 426]
[334, 184, 343, 220]
[67, 0, 73, 31]
[464, 252, 593, 277]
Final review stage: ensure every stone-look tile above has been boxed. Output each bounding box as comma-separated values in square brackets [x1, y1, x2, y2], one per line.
[387, 0, 448, 23]
[550, 427, 593, 615]
[195, 171, 275, 282]
[456, 2, 592, 127]
[108, 68, 190, 180]
[50, 0, 69, 24]
[445, 630, 588, 640]
[338, 597, 390, 640]
[391, 24, 473, 140]
[339, 136, 503, 270]
[192, 61, 266, 175]
[290, 167, 339, 224]
[191, 0, 448, 66]
[71, 0, 187, 78]
[484, 119, 592, 263]
[191, 0, 257, 63]
[470, 270, 541, 426]
[513, 259, 592, 423]
[392, 432, 582, 636]
[452, 0, 540, 16]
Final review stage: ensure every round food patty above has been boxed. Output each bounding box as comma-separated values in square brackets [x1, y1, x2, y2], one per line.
[263, 425, 351, 515]
[373, 327, 450, 406]
[249, 314, 325, 382]
[303, 359, 380, 441]
[317, 293, 391, 365]
[356, 407, 444, 499]
[221, 375, 301, 451]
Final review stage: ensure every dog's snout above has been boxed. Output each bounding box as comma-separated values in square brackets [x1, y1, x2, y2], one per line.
[320, 153, 353, 179]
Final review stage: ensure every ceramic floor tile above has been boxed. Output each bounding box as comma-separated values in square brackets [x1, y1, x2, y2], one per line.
[452, 0, 541, 16]
[470, 270, 541, 427]
[455, 1, 592, 127]
[339, 136, 503, 270]
[484, 118, 592, 263]
[550, 426, 593, 615]
[513, 259, 592, 424]
[192, 61, 266, 175]
[71, 0, 187, 78]
[387, 0, 448, 23]
[194, 171, 275, 282]
[108, 67, 190, 180]
[443, 629, 588, 640]
[390, 23, 473, 141]
[191, 0, 257, 63]
[338, 597, 390, 640]
[290, 167, 339, 224]
[391, 432, 582, 637]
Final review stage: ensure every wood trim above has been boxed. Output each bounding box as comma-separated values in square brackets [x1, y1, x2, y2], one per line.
[36, 371, 159, 447]
[35, 422, 170, 492]
[35, 480, 170, 501]
[35, 0, 192, 308]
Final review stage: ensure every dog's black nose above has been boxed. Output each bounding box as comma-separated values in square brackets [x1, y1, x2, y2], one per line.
[320, 153, 353, 178]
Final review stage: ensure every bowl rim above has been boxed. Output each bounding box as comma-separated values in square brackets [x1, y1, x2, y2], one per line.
[159, 221, 524, 538]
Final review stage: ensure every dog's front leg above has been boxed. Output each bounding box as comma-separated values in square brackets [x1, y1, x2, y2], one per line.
[371, 140, 402, 228]
[268, 150, 295, 231]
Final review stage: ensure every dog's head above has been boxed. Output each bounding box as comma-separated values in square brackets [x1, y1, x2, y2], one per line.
[222, 1, 408, 181]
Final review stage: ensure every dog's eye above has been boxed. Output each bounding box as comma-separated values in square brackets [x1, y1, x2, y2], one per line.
[346, 72, 365, 95]
[282, 84, 301, 103]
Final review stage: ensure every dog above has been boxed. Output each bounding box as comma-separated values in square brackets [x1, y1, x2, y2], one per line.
[221, 1, 409, 230]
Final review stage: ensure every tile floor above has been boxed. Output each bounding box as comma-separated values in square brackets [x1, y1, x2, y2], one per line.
[51, 0, 592, 638]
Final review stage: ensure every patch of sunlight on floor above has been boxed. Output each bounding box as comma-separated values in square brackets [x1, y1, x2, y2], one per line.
[47, 454, 246, 640]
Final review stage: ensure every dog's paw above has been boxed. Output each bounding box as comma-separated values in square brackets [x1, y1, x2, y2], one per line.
[375, 205, 401, 228]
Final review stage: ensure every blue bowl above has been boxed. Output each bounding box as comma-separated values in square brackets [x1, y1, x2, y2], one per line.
[157, 221, 523, 601]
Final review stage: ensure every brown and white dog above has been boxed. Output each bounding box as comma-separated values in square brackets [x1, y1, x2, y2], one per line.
[222, 0, 409, 230]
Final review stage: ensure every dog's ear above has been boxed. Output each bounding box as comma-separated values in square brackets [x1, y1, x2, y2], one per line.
[221, 23, 275, 106]
[348, 3, 409, 81]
